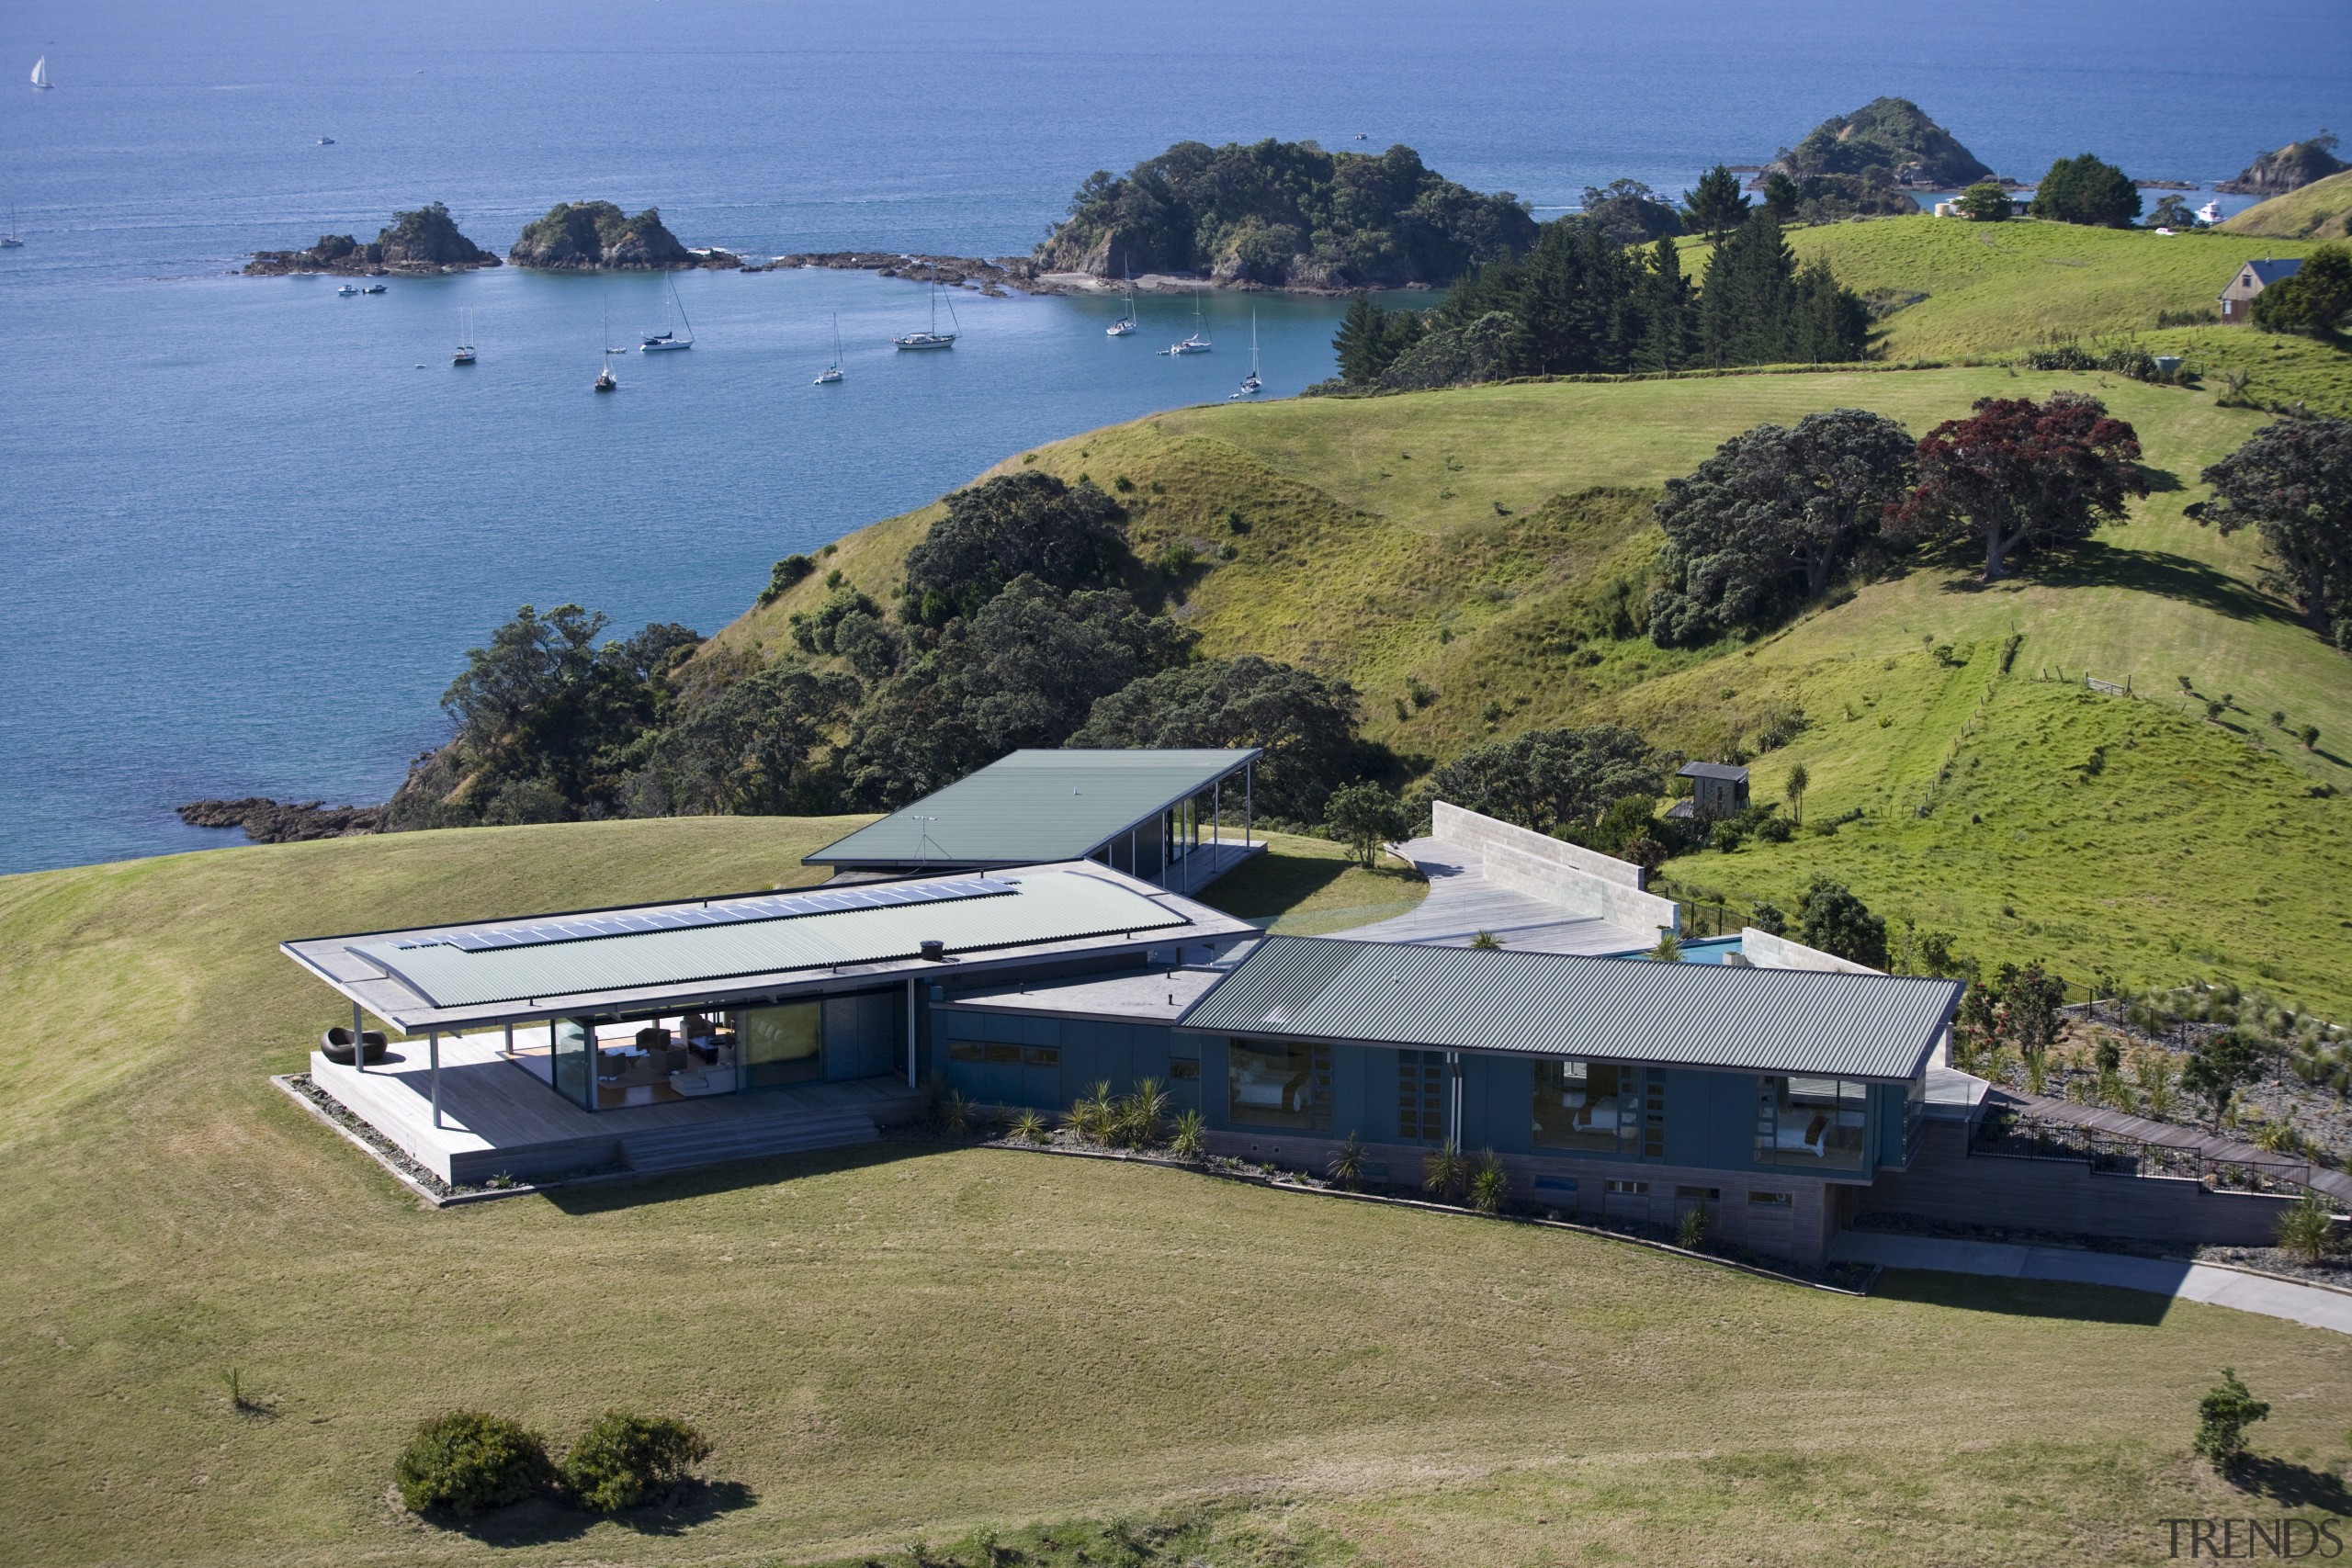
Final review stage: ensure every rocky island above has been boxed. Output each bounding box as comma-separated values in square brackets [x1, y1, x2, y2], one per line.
[1747, 98, 2006, 220]
[243, 201, 501, 276]
[177, 797, 383, 843]
[506, 201, 739, 270]
[2218, 131, 2348, 195]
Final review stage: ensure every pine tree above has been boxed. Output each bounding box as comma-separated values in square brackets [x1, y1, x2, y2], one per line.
[1680, 164, 1750, 243]
[1630, 238, 1696, 371]
[1333, 295, 1385, 383]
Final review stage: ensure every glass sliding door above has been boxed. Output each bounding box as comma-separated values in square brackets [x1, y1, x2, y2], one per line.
[551, 1019, 594, 1109]
[741, 1000, 822, 1090]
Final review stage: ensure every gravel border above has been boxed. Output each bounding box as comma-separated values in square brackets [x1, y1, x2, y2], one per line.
[270, 1075, 628, 1207]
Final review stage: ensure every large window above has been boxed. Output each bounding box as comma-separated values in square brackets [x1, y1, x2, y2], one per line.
[1532, 1060, 1646, 1156]
[1398, 1050, 1446, 1143]
[742, 1001, 821, 1089]
[1227, 1039, 1330, 1130]
[1756, 1075, 1868, 1170]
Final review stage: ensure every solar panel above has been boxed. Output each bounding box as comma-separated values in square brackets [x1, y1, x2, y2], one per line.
[398, 875, 1021, 954]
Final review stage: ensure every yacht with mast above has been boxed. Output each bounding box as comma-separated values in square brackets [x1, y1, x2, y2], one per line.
[1, 209, 22, 249]
[594, 302, 618, 391]
[1105, 260, 1136, 336]
[1169, 290, 1212, 355]
[1232, 311, 1263, 396]
[814, 313, 845, 383]
[640, 276, 694, 351]
[891, 282, 958, 350]
[29, 56, 51, 90]
[453, 309, 476, 366]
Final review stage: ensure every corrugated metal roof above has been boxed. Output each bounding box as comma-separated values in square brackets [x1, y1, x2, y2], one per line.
[806, 748, 1259, 867]
[1180, 935, 1959, 1080]
[1678, 761, 1748, 782]
[352, 868, 1189, 1010]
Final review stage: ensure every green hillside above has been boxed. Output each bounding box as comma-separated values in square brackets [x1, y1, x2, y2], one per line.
[3, 824, 2347, 1565]
[723, 366, 2352, 1010]
[2220, 168, 2352, 240]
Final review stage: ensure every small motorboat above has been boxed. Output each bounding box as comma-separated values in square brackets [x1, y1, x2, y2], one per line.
[336, 283, 358, 296]
[317, 136, 334, 145]
[594, 360, 617, 393]
[361, 282, 386, 294]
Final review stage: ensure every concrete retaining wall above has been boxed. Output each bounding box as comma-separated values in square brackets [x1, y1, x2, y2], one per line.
[1860, 1123, 2300, 1247]
[1738, 927, 1883, 975]
[1431, 802, 1680, 935]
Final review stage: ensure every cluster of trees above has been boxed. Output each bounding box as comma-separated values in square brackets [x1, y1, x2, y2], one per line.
[2029, 154, 2142, 228]
[1648, 392, 2146, 648]
[389, 474, 1382, 830]
[2193, 417, 2352, 649]
[507, 201, 692, 268]
[1331, 200, 1869, 390]
[2250, 243, 2352, 338]
[1035, 139, 1537, 289]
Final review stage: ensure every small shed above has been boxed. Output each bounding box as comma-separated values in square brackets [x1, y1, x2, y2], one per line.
[2219, 257, 2303, 323]
[1664, 761, 1750, 821]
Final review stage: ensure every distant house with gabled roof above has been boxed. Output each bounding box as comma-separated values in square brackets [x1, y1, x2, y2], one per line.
[2219, 257, 2303, 322]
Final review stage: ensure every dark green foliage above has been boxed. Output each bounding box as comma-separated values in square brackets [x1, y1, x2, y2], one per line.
[1578, 179, 1683, 247]
[2191, 1369, 2270, 1471]
[1891, 393, 2146, 580]
[1321, 781, 1410, 867]
[839, 578, 1193, 808]
[1993, 961, 2066, 1053]
[2145, 194, 2196, 230]
[628, 664, 859, 817]
[2250, 243, 2352, 337]
[509, 200, 690, 267]
[2030, 155, 2142, 228]
[393, 1411, 554, 1515]
[1797, 877, 1889, 968]
[1571, 793, 1667, 873]
[2181, 1032, 2264, 1123]
[1416, 725, 1666, 836]
[1696, 213, 1872, 368]
[2195, 417, 2352, 646]
[1333, 294, 1428, 384]
[1956, 183, 2013, 222]
[1037, 139, 1536, 288]
[374, 201, 493, 266]
[1068, 654, 1364, 821]
[1748, 899, 1789, 937]
[1648, 408, 1916, 645]
[1375, 310, 1521, 390]
[1777, 172, 1921, 225]
[900, 472, 1129, 627]
[559, 1411, 711, 1513]
[2222, 132, 2346, 195]
[790, 586, 886, 655]
[758, 553, 816, 605]
[1760, 173, 1801, 225]
[1679, 165, 1750, 243]
[1781, 97, 1993, 188]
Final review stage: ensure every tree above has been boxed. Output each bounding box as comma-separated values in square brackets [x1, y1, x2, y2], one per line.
[2180, 1032, 2262, 1126]
[899, 471, 1129, 626]
[1797, 878, 1888, 968]
[631, 663, 858, 817]
[1333, 294, 1427, 385]
[1416, 726, 1666, 835]
[1759, 172, 1801, 225]
[1891, 393, 2146, 580]
[2193, 419, 2352, 647]
[1783, 762, 1809, 825]
[1680, 164, 1749, 243]
[1578, 178, 1683, 248]
[1069, 654, 1364, 822]
[2249, 243, 2352, 338]
[1695, 212, 1871, 368]
[2145, 193, 2195, 229]
[1648, 408, 1916, 643]
[2030, 154, 2142, 227]
[1994, 961, 2066, 1055]
[1955, 182, 2011, 222]
[2191, 1369, 2270, 1472]
[1321, 781, 1409, 868]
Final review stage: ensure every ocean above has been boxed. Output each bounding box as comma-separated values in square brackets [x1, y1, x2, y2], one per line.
[2, 0, 2344, 874]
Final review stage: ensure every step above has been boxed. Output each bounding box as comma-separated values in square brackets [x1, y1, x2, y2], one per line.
[620, 1109, 880, 1173]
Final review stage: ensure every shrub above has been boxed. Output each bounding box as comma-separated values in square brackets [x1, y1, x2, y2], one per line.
[2192, 1369, 2270, 1472]
[1069, 1081, 1114, 1144]
[559, 1411, 712, 1513]
[1677, 1206, 1710, 1250]
[1468, 1149, 1509, 1213]
[1010, 1109, 1048, 1144]
[757, 553, 816, 606]
[1328, 1131, 1366, 1190]
[1421, 1139, 1466, 1202]
[393, 1411, 554, 1515]
[1169, 1109, 1205, 1161]
[1116, 1077, 1169, 1147]
[2276, 1191, 2338, 1264]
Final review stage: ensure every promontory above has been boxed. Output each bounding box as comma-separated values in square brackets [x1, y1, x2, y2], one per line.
[243, 201, 500, 276]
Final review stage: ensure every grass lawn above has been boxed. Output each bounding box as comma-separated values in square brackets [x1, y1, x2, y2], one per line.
[4, 822, 2350, 1567]
[2219, 169, 2352, 242]
[1191, 829, 1428, 934]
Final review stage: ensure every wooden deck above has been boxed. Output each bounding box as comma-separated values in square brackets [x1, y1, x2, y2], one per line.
[1992, 1088, 2352, 1205]
[310, 1030, 923, 1185]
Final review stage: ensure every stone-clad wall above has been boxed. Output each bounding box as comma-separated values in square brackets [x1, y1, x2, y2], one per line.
[1430, 801, 1680, 934]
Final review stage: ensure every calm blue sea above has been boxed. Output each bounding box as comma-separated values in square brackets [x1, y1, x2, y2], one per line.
[1, 0, 2344, 875]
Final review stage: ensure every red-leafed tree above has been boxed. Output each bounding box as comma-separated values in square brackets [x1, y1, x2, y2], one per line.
[1889, 393, 2147, 581]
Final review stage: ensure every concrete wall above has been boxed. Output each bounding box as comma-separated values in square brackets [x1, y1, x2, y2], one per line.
[1738, 928, 1882, 975]
[1858, 1122, 2302, 1247]
[1430, 801, 1680, 934]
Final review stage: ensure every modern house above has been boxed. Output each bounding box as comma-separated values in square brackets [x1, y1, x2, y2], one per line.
[804, 748, 1263, 893]
[2219, 257, 2303, 322]
[1664, 761, 1749, 822]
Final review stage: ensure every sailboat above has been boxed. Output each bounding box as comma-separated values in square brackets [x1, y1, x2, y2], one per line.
[1105, 259, 1136, 336]
[814, 313, 844, 384]
[0, 209, 22, 249]
[453, 308, 476, 366]
[1169, 290, 1212, 355]
[640, 276, 694, 351]
[594, 302, 618, 391]
[1231, 311, 1263, 397]
[891, 281, 958, 350]
[29, 56, 51, 90]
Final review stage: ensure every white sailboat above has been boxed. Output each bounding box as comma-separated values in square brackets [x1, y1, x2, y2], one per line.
[814, 312, 844, 384]
[1170, 290, 1212, 355]
[594, 302, 617, 391]
[892, 281, 958, 350]
[1231, 310, 1263, 397]
[453, 308, 476, 366]
[29, 56, 51, 90]
[639, 276, 694, 351]
[1105, 259, 1136, 336]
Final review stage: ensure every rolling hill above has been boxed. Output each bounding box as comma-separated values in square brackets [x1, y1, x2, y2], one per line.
[2219, 167, 2352, 241]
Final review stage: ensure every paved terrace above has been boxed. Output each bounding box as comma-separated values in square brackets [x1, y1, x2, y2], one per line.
[1333, 837, 1659, 953]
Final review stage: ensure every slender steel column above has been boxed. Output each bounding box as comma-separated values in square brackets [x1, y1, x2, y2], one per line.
[352, 999, 364, 1074]
[905, 977, 918, 1089]
[429, 1030, 441, 1129]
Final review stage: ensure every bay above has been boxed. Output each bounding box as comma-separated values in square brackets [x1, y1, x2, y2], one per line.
[1, 0, 2344, 874]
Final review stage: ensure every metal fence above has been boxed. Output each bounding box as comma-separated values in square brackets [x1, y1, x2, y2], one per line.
[1977, 1112, 2333, 1200]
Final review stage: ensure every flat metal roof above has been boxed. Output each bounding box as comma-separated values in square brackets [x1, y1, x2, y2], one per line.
[805, 748, 1261, 868]
[1179, 935, 1960, 1081]
[1678, 761, 1748, 782]
[282, 862, 1258, 1033]
[939, 963, 1238, 1026]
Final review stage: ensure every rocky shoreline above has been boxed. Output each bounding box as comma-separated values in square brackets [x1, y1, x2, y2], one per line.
[178, 797, 383, 843]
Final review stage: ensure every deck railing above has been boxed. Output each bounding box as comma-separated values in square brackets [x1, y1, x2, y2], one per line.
[1975, 1111, 2333, 1201]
